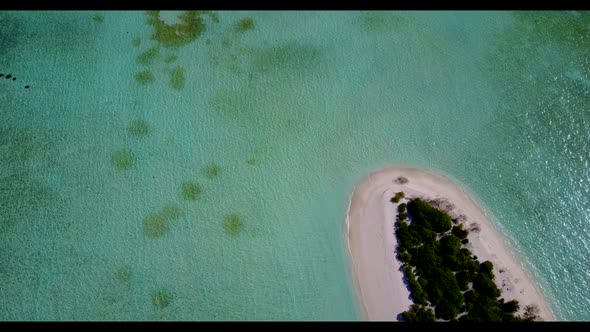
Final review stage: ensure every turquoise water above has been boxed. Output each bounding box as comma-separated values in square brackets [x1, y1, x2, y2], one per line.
[1, 11, 589, 320]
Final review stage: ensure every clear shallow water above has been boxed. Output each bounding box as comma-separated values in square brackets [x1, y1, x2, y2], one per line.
[0, 11, 589, 320]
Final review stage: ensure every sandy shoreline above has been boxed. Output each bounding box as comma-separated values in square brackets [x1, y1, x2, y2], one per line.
[345, 166, 555, 321]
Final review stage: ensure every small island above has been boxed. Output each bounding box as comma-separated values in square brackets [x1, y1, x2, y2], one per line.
[345, 167, 555, 321]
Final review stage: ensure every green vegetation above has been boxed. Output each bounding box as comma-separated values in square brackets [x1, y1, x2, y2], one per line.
[181, 181, 201, 201]
[400, 304, 435, 322]
[151, 288, 174, 309]
[132, 37, 141, 47]
[169, 66, 185, 90]
[397, 202, 407, 214]
[127, 119, 151, 137]
[452, 224, 469, 239]
[0, 127, 62, 234]
[391, 191, 405, 203]
[137, 45, 160, 65]
[203, 163, 219, 179]
[358, 11, 408, 33]
[396, 197, 538, 322]
[245, 158, 256, 166]
[234, 17, 255, 32]
[250, 42, 324, 75]
[111, 148, 134, 171]
[146, 10, 218, 48]
[134, 70, 155, 85]
[143, 204, 181, 238]
[164, 54, 178, 63]
[93, 15, 104, 23]
[223, 214, 243, 237]
[116, 266, 132, 282]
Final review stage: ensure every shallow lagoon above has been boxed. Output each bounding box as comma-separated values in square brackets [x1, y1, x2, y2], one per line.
[1, 11, 589, 320]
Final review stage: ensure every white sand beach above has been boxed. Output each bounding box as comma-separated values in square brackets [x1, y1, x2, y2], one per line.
[345, 166, 555, 321]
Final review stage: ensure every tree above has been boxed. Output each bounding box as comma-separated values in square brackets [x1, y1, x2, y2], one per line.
[452, 224, 469, 239]
[455, 271, 471, 291]
[500, 300, 520, 313]
[407, 198, 452, 233]
[428, 210, 453, 233]
[435, 298, 459, 320]
[400, 304, 436, 322]
[457, 248, 478, 272]
[398, 250, 411, 263]
[402, 265, 427, 305]
[396, 222, 419, 250]
[398, 203, 407, 213]
[479, 261, 495, 279]
[397, 212, 408, 221]
[442, 253, 459, 271]
[391, 191, 406, 203]
[464, 289, 479, 312]
[520, 305, 539, 321]
[473, 273, 501, 299]
[414, 243, 441, 272]
[440, 234, 462, 256]
[410, 223, 435, 244]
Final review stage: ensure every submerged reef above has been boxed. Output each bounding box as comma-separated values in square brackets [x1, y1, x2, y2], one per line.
[180, 181, 201, 201]
[358, 11, 408, 33]
[116, 266, 132, 282]
[0, 12, 22, 57]
[169, 66, 185, 90]
[203, 163, 219, 180]
[134, 70, 155, 85]
[137, 46, 161, 65]
[146, 11, 218, 48]
[234, 17, 255, 33]
[127, 119, 151, 137]
[250, 42, 324, 75]
[132, 37, 141, 47]
[143, 204, 181, 238]
[164, 54, 178, 63]
[151, 288, 174, 309]
[223, 214, 243, 237]
[111, 148, 134, 171]
[92, 15, 104, 23]
[0, 127, 62, 234]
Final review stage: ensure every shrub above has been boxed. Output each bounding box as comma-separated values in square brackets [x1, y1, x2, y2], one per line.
[414, 243, 441, 271]
[464, 289, 479, 312]
[398, 203, 407, 213]
[455, 271, 471, 291]
[440, 234, 462, 256]
[479, 261, 495, 279]
[398, 251, 411, 263]
[473, 273, 501, 299]
[500, 300, 520, 313]
[435, 298, 459, 320]
[392, 191, 406, 203]
[403, 266, 428, 306]
[521, 305, 539, 321]
[452, 224, 469, 239]
[407, 198, 452, 233]
[396, 222, 421, 250]
[400, 304, 435, 322]
[457, 249, 478, 272]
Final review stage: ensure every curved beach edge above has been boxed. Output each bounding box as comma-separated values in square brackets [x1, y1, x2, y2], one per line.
[345, 165, 556, 321]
